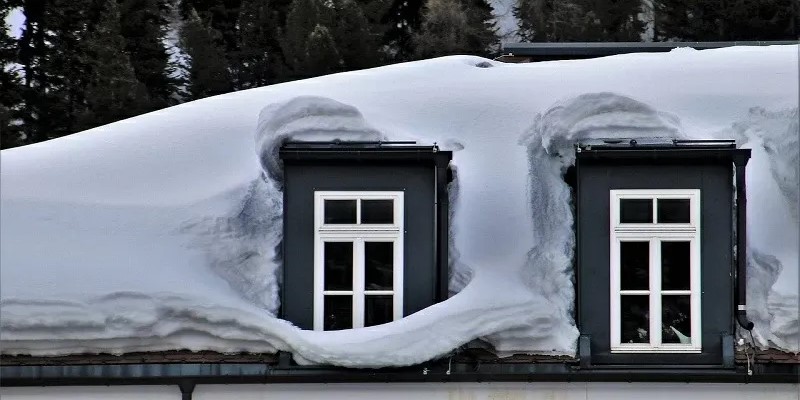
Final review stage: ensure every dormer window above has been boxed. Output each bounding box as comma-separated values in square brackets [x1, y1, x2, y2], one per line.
[279, 142, 452, 331]
[574, 139, 750, 366]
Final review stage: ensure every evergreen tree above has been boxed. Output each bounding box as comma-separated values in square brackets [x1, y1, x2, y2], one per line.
[516, 0, 643, 42]
[717, 0, 796, 40]
[413, 0, 497, 58]
[42, 0, 93, 138]
[354, 0, 393, 47]
[180, 9, 232, 99]
[304, 25, 342, 76]
[77, 0, 151, 131]
[414, 0, 470, 57]
[653, 0, 797, 41]
[282, 0, 322, 75]
[584, 0, 644, 41]
[235, 0, 281, 88]
[383, 0, 425, 61]
[461, 0, 498, 54]
[330, 0, 380, 69]
[1, 1, 24, 148]
[118, 0, 177, 108]
[17, 0, 50, 143]
[515, 0, 589, 41]
[281, 0, 346, 78]
[652, 0, 722, 40]
[179, 0, 243, 60]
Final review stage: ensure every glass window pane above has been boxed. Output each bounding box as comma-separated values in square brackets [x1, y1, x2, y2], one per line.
[361, 200, 394, 224]
[620, 199, 653, 223]
[324, 242, 353, 290]
[365, 295, 393, 327]
[365, 242, 393, 290]
[324, 295, 352, 330]
[324, 200, 356, 224]
[662, 295, 691, 344]
[661, 241, 690, 290]
[621, 295, 650, 344]
[620, 241, 649, 290]
[657, 199, 690, 223]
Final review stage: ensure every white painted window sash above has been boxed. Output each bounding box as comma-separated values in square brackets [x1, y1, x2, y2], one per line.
[313, 191, 404, 331]
[609, 189, 702, 353]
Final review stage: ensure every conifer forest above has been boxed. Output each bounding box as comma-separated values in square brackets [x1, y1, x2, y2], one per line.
[1, 0, 797, 148]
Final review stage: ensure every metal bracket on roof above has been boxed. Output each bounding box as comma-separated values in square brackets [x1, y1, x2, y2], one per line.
[578, 335, 592, 369]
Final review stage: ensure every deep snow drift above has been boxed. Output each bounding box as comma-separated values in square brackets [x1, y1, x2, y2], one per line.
[1, 45, 798, 365]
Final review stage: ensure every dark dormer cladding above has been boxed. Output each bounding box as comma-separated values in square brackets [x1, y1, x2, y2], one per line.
[573, 138, 751, 367]
[279, 141, 452, 331]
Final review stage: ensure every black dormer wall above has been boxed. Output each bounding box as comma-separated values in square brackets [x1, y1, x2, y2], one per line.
[576, 159, 735, 365]
[280, 149, 451, 330]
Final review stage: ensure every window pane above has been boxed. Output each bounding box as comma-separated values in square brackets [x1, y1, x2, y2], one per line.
[657, 199, 690, 223]
[365, 295, 393, 327]
[661, 241, 690, 290]
[620, 241, 649, 290]
[621, 295, 649, 343]
[324, 200, 356, 224]
[361, 200, 394, 224]
[620, 199, 653, 223]
[662, 295, 691, 344]
[324, 242, 353, 290]
[324, 295, 352, 330]
[365, 242, 393, 290]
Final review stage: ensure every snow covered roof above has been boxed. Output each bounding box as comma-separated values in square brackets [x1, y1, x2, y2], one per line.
[1, 45, 798, 368]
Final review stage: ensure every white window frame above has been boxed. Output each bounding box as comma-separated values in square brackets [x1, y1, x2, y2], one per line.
[313, 191, 404, 331]
[609, 189, 702, 353]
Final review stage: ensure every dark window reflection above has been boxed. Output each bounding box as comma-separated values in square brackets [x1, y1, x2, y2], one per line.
[365, 295, 393, 327]
[324, 242, 353, 290]
[620, 199, 652, 223]
[657, 199, 690, 223]
[662, 295, 691, 344]
[365, 242, 393, 290]
[621, 242, 649, 290]
[324, 200, 356, 224]
[621, 295, 649, 343]
[324, 295, 352, 330]
[361, 200, 394, 224]
[661, 241, 690, 290]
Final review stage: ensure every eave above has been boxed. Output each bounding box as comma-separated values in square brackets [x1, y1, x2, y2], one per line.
[1, 349, 797, 387]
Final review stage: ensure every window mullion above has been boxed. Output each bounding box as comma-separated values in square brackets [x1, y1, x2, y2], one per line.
[691, 237, 701, 348]
[652, 198, 657, 224]
[610, 235, 621, 348]
[313, 233, 324, 331]
[651, 238, 662, 347]
[353, 238, 365, 328]
[393, 237, 404, 321]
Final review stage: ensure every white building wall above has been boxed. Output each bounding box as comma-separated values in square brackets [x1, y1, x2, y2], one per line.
[3, 382, 799, 400]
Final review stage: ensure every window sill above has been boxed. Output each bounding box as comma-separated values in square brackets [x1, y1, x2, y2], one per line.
[611, 346, 702, 354]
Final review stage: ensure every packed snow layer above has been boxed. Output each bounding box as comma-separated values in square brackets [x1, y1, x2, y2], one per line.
[1, 45, 798, 364]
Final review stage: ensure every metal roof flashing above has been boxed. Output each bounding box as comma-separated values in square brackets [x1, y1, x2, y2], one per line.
[575, 138, 749, 162]
[279, 140, 452, 164]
